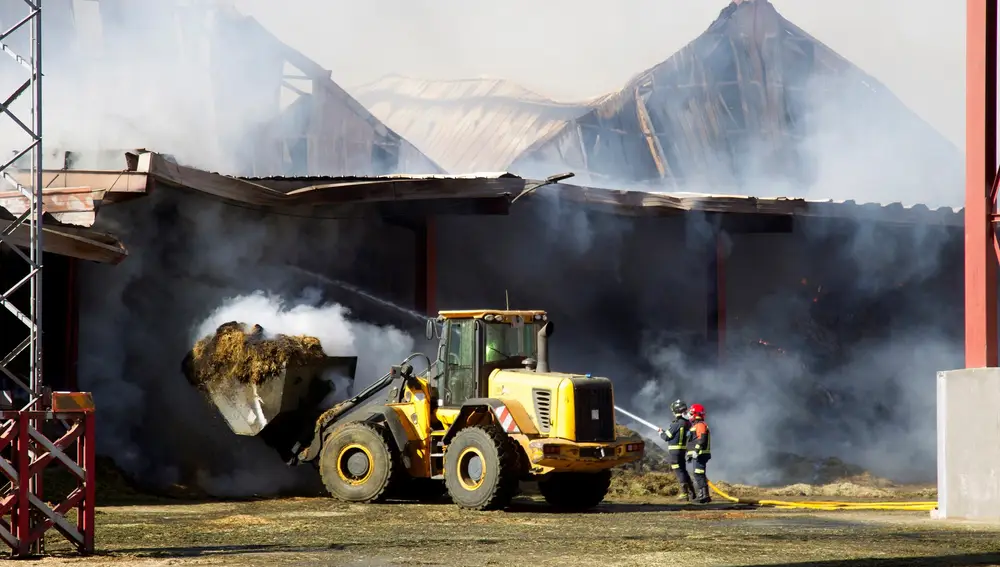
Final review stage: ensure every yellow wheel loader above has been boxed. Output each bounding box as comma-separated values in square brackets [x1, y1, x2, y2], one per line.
[205, 310, 645, 511]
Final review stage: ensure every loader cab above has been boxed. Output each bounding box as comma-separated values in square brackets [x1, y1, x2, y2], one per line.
[428, 310, 549, 408]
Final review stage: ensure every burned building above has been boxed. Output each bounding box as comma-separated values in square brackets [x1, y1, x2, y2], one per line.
[0, 0, 967, 488]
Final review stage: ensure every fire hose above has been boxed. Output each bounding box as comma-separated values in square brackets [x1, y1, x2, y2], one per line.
[614, 405, 937, 512]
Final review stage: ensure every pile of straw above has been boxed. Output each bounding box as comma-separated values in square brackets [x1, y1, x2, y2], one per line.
[182, 321, 327, 390]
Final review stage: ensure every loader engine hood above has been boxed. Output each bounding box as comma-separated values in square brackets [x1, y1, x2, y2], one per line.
[486, 369, 616, 442]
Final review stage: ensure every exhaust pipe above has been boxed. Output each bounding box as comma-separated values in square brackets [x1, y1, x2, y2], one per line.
[536, 320, 554, 373]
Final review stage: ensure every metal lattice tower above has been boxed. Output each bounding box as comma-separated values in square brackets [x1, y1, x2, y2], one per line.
[0, 0, 44, 410]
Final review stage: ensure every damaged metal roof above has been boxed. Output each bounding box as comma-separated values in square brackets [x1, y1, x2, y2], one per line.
[216, 13, 446, 178]
[511, 0, 963, 208]
[0, 152, 959, 263]
[0, 148, 963, 264]
[352, 75, 602, 173]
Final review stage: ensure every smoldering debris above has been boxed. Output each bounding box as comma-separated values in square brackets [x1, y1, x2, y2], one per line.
[181, 321, 327, 390]
[609, 471, 682, 499]
[612, 422, 915, 501]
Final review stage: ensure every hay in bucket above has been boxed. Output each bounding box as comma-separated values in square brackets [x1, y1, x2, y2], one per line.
[182, 321, 327, 390]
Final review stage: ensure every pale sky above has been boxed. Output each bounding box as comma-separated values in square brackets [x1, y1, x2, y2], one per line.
[234, 0, 966, 150]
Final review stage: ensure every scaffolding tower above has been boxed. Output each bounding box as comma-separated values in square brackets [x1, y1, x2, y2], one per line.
[0, 0, 95, 557]
[1, 0, 43, 411]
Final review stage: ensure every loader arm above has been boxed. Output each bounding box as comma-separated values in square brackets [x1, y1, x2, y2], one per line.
[294, 354, 432, 465]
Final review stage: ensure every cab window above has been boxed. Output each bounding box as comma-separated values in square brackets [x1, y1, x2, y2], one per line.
[441, 319, 477, 406]
[484, 322, 538, 363]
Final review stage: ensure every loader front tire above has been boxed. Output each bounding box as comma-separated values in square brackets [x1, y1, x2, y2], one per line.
[320, 421, 398, 503]
[444, 425, 519, 511]
[538, 469, 612, 511]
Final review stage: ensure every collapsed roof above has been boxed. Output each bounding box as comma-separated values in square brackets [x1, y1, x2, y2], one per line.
[353, 76, 603, 173]
[356, 0, 962, 209]
[513, 0, 963, 207]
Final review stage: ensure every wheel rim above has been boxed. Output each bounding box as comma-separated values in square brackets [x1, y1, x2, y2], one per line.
[337, 443, 374, 486]
[456, 447, 486, 491]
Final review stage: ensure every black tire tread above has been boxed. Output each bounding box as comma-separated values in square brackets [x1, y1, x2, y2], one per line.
[446, 425, 520, 511]
[320, 421, 400, 504]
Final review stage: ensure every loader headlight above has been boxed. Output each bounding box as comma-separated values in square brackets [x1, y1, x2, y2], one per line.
[542, 444, 561, 455]
[533, 314, 542, 321]
[485, 314, 495, 321]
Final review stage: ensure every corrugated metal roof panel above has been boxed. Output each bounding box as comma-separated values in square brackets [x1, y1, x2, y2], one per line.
[351, 75, 599, 173]
[551, 184, 962, 226]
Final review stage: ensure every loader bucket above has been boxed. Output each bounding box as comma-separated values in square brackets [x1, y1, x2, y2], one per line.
[203, 356, 358, 437]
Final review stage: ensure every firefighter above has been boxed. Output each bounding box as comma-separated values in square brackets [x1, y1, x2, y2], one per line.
[686, 403, 712, 504]
[658, 399, 695, 502]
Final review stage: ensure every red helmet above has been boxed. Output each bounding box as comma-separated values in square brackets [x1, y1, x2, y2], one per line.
[689, 403, 706, 419]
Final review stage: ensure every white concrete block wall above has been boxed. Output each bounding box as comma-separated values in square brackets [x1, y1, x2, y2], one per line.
[937, 368, 1000, 520]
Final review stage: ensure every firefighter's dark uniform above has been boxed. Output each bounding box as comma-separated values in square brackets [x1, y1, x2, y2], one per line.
[659, 415, 694, 500]
[686, 420, 712, 503]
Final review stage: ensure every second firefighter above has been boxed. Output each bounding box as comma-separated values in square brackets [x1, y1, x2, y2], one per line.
[686, 402, 712, 504]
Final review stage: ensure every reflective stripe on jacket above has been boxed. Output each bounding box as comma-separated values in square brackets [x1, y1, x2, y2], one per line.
[687, 420, 711, 455]
[659, 416, 691, 452]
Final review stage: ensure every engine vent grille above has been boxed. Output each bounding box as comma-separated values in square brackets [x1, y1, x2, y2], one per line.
[573, 380, 615, 442]
[532, 388, 552, 433]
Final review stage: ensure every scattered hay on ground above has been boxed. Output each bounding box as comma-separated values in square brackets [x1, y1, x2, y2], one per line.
[181, 321, 327, 390]
[609, 470, 680, 499]
[712, 479, 936, 501]
[611, 426, 934, 502]
[204, 514, 271, 527]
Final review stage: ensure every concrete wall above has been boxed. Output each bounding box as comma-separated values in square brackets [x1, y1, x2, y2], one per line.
[936, 367, 1000, 520]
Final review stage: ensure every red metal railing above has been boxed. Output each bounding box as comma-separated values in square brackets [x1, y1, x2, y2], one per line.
[0, 393, 95, 557]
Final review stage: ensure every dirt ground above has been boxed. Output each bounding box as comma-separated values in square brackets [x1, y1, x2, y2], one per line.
[23, 493, 1000, 567]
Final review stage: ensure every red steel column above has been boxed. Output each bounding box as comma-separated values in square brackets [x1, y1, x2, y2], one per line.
[15, 414, 29, 556]
[965, 0, 999, 368]
[414, 217, 437, 315]
[716, 234, 727, 364]
[80, 411, 95, 553]
[706, 229, 727, 365]
[426, 218, 437, 315]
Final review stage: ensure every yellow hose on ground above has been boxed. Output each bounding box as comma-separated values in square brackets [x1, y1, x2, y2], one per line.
[707, 481, 937, 511]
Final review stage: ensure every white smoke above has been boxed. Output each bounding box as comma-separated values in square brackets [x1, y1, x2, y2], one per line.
[194, 288, 415, 391]
[188, 288, 414, 496]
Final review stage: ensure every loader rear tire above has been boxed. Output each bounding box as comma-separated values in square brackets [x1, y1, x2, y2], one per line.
[320, 421, 398, 503]
[444, 425, 519, 511]
[538, 469, 612, 511]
